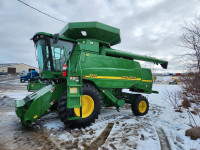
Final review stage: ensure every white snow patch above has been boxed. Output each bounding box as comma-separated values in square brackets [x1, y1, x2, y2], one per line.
[58, 133, 72, 141]
[1, 91, 30, 100]
[44, 120, 64, 130]
[5, 112, 16, 116]
[0, 79, 28, 86]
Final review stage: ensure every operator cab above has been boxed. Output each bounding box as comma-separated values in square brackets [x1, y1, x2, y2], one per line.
[32, 33, 76, 78]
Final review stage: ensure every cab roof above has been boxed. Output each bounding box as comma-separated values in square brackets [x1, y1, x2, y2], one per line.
[33, 32, 76, 42]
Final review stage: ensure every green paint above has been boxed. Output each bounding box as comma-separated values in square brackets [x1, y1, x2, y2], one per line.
[15, 82, 66, 125]
[16, 21, 168, 125]
[27, 80, 46, 91]
[104, 48, 168, 69]
[60, 22, 120, 46]
[100, 88, 125, 107]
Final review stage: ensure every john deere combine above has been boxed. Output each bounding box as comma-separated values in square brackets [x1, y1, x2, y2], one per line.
[15, 22, 168, 128]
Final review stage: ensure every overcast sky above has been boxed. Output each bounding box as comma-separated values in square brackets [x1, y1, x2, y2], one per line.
[0, 0, 200, 73]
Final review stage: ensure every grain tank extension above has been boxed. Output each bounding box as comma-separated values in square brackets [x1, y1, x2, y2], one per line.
[15, 22, 168, 128]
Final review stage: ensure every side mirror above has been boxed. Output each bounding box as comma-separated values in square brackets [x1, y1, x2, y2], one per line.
[53, 33, 59, 44]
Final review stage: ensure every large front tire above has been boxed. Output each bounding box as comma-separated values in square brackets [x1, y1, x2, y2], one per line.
[57, 91, 70, 124]
[57, 83, 101, 128]
[71, 83, 101, 127]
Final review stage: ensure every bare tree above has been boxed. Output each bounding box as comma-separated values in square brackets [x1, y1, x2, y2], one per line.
[181, 73, 200, 104]
[180, 16, 200, 73]
[179, 16, 200, 106]
[177, 17, 200, 137]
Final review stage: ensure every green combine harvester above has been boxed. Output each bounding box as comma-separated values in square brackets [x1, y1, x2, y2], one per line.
[15, 22, 168, 128]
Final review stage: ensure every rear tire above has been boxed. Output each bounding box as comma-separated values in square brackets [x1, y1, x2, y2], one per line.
[131, 95, 149, 116]
[57, 83, 101, 128]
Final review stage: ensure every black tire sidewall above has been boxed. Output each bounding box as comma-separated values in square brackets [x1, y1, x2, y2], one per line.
[65, 83, 101, 128]
[81, 84, 101, 122]
[71, 84, 101, 125]
[131, 95, 149, 116]
[57, 83, 101, 128]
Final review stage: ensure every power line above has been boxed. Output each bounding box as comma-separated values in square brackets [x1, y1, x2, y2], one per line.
[17, 0, 67, 23]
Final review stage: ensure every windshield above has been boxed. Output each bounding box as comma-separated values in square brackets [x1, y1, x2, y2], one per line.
[35, 37, 74, 72]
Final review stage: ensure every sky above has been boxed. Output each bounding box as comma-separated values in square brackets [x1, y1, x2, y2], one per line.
[0, 0, 200, 73]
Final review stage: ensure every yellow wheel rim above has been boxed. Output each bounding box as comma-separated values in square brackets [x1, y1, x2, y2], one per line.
[74, 95, 94, 118]
[138, 100, 147, 113]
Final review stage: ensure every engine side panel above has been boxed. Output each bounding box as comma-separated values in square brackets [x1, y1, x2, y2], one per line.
[76, 51, 152, 90]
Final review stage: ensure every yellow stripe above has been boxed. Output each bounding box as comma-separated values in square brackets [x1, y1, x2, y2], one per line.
[84, 76, 141, 81]
[142, 80, 152, 82]
[84, 76, 152, 82]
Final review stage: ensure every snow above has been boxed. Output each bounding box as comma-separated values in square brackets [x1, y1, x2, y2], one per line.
[5, 112, 16, 116]
[147, 84, 200, 150]
[103, 84, 200, 149]
[104, 120, 161, 150]
[42, 84, 200, 149]
[58, 133, 71, 141]
[0, 78, 30, 99]
[156, 76, 174, 82]
[1, 91, 30, 100]
[0, 79, 28, 86]
[0, 111, 16, 116]
[44, 120, 64, 130]
[1, 78, 200, 149]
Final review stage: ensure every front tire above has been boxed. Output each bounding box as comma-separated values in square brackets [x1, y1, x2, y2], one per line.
[131, 95, 149, 116]
[57, 83, 101, 128]
[57, 91, 70, 124]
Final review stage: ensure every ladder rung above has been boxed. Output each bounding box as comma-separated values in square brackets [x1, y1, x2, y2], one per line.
[69, 95, 81, 97]
[67, 105, 82, 108]
[68, 84, 82, 87]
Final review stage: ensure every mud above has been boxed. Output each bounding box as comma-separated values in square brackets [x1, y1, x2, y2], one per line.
[90, 123, 114, 150]
[0, 106, 66, 150]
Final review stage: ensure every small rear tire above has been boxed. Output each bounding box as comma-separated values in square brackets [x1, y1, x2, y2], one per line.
[131, 95, 149, 116]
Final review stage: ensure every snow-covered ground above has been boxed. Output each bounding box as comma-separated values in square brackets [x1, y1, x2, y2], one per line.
[42, 84, 200, 150]
[0, 79, 200, 150]
[0, 78, 28, 86]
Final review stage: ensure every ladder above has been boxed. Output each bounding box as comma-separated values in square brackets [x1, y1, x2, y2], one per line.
[67, 55, 83, 120]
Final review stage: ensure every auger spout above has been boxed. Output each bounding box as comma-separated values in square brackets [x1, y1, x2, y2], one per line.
[104, 48, 168, 69]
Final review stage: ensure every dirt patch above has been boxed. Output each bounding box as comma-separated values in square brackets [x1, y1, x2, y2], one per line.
[89, 122, 114, 150]
[12, 127, 62, 150]
[182, 98, 190, 109]
[0, 111, 62, 150]
[186, 127, 200, 140]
